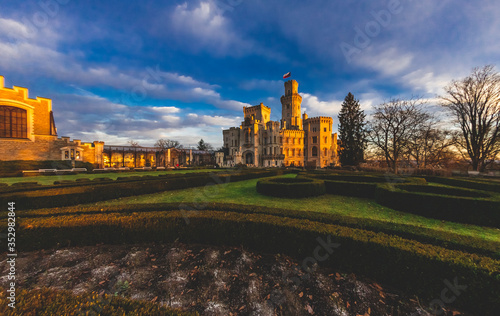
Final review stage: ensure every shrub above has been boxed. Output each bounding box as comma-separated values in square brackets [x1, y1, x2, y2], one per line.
[13, 209, 500, 315]
[0, 170, 285, 209]
[256, 177, 325, 198]
[15, 202, 499, 258]
[425, 176, 500, 193]
[298, 173, 426, 198]
[0, 287, 196, 315]
[375, 183, 500, 228]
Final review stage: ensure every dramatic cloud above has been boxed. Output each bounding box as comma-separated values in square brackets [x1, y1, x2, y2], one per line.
[0, 0, 499, 148]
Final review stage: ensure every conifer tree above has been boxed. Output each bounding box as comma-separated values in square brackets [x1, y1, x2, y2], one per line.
[338, 92, 367, 166]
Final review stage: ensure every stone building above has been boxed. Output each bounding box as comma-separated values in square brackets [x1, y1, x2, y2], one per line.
[0, 76, 214, 169]
[0, 76, 105, 167]
[221, 80, 338, 168]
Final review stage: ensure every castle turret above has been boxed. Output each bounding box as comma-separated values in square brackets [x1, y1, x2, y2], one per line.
[280, 80, 302, 130]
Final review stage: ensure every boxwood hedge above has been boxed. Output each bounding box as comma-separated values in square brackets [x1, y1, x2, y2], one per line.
[13, 202, 500, 258]
[375, 183, 500, 228]
[12, 209, 500, 315]
[0, 288, 196, 316]
[256, 177, 326, 198]
[0, 170, 285, 209]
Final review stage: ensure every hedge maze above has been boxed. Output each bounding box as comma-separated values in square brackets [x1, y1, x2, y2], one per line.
[1, 169, 499, 314]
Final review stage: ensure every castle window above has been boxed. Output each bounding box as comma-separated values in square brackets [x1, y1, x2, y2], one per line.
[64, 151, 69, 159]
[274, 136, 276, 143]
[0, 106, 27, 138]
[264, 148, 267, 155]
[312, 147, 318, 157]
[76, 151, 81, 159]
[292, 149, 295, 156]
[71, 149, 75, 159]
[312, 136, 317, 144]
[324, 136, 328, 143]
[324, 148, 328, 156]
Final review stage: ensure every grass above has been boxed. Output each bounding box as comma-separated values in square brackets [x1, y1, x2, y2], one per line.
[0, 169, 222, 185]
[96, 174, 500, 245]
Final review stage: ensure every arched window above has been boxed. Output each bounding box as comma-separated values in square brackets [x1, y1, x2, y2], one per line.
[312, 146, 318, 157]
[0, 106, 27, 138]
[324, 148, 328, 156]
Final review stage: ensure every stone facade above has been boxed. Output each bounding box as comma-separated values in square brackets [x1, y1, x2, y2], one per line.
[0, 76, 214, 169]
[0, 76, 105, 167]
[221, 80, 338, 168]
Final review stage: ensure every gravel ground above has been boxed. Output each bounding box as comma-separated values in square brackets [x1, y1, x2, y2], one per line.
[0, 242, 473, 316]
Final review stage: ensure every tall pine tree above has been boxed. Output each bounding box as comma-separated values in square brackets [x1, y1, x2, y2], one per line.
[338, 92, 367, 166]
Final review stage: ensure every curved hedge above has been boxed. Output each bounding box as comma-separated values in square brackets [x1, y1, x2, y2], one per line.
[256, 177, 325, 198]
[12, 208, 500, 315]
[0, 288, 196, 316]
[375, 183, 500, 228]
[298, 173, 426, 198]
[0, 170, 286, 209]
[12, 202, 500, 258]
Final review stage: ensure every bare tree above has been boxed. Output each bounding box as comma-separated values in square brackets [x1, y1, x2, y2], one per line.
[368, 97, 430, 173]
[127, 140, 140, 147]
[154, 139, 183, 151]
[406, 119, 455, 168]
[441, 65, 500, 172]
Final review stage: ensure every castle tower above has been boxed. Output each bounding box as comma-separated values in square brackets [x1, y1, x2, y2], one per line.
[280, 80, 303, 130]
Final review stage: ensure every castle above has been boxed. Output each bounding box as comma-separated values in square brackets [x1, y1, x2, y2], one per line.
[219, 80, 338, 168]
[0, 76, 211, 169]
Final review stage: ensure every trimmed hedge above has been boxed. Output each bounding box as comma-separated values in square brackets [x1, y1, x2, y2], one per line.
[425, 176, 500, 193]
[256, 177, 326, 198]
[299, 173, 426, 198]
[13, 209, 500, 315]
[0, 160, 94, 177]
[0, 170, 285, 209]
[0, 287, 197, 316]
[375, 183, 500, 228]
[13, 203, 500, 258]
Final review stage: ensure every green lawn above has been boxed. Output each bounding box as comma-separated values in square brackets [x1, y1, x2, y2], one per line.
[0, 169, 222, 185]
[98, 174, 500, 244]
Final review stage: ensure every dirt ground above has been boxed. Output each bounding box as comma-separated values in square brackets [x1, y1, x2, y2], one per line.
[0, 242, 472, 315]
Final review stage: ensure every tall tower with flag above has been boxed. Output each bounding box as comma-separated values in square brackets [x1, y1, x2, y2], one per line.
[280, 80, 303, 130]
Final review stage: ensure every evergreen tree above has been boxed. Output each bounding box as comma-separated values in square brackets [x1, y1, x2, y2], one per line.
[197, 139, 213, 151]
[338, 92, 367, 166]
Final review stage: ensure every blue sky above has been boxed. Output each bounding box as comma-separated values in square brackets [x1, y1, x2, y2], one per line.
[0, 0, 499, 148]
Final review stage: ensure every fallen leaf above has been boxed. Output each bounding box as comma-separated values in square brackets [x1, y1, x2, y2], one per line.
[299, 292, 304, 297]
[306, 305, 313, 314]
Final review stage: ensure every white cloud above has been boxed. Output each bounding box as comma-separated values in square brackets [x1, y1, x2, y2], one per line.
[300, 93, 343, 118]
[171, 1, 252, 56]
[355, 47, 414, 77]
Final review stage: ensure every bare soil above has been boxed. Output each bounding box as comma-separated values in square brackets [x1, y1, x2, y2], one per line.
[0, 242, 472, 316]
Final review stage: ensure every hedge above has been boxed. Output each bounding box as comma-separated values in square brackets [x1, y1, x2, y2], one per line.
[425, 176, 500, 193]
[0, 160, 94, 177]
[256, 177, 326, 198]
[298, 173, 426, 198]
[12, 209, 500, 315]
[375, 183, 500, 228]
[13, 203, 500, 258]
[0, 170, 285, 209]
[0, 288, 197, 316]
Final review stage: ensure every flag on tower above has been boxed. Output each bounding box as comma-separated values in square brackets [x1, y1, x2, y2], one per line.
[283, 72, 291, 79]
